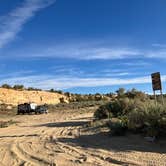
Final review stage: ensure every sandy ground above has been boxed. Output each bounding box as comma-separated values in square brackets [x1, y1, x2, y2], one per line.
[0, 108, 166, 166]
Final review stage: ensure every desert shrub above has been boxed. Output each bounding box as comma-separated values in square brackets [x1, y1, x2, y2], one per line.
[94, 94, 166, 137]
[0, 104, 7, 112]
[111, 98, 131, 116]
[107, 119, 127, 136]
[48, 100, 107, 112]
[127, 102, 166, 136]
[48, 89, 63, 94]
[158, 116, 166, 136]
[49, 88, 55, 92]
[13, 84, 24, 90]
[64, 92, 71, 97]
[94, 93, 103, 101]
[125, 88, 148, 101]
[143, 103, 166, 136]
[0, 120, 16, 128]
[1, 84, 12, 89]
[59, 97, 65, 103]
[127, 108, 146, 132]
[27, 87, 42, 91]
[116, 88, 126, 98]
[94, 97, 132, 119]
[94, 104, 112, 119]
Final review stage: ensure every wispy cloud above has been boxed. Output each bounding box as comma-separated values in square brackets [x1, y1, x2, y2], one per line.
[4, 42, 141, 60]
[35, 45, 141, 60]
[122, 61, 151, 67]
[146, 50, 166, 58]
[1, 74, 166, 90]
[44, 44, 166, 60]
[6, 41, 166, 60]
[0, 0, 56, 48]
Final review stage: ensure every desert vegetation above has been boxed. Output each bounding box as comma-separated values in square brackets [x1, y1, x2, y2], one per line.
[48, 100, 107, 112]
[94, 88, 166, 138]
[0, 86, 165, 165]
[1, 84, 42, 91]
[0, 120, 16, 128]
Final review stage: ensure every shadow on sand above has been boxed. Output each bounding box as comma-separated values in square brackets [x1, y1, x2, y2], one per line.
[0, 134, 39, 139]
[58, 131, 166, 154]
[34, 121, 89, 128]
[34, 120, 166, 154]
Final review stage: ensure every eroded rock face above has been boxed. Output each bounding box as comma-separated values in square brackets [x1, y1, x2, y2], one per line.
[0, 88, 68, 106]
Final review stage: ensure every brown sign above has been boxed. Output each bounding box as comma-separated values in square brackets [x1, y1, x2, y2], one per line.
[151, 72, 162, 91]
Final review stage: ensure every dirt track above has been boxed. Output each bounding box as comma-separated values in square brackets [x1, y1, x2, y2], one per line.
[0, 108, 166, 166]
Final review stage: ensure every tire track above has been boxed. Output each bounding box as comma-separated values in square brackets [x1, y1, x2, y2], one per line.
[11, 142, 55, 166]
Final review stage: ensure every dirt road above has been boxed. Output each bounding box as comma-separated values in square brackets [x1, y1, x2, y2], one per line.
[0, 108, 166, 166]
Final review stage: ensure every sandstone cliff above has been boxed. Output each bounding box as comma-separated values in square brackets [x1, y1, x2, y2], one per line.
[0, 88, 67, 106]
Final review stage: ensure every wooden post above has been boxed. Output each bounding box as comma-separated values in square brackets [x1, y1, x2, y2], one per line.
[160, 90, 164, 105]
[154, 90, 157, 105]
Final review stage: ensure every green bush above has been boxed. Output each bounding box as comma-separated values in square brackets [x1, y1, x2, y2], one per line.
[107, 119, 127, 136]
[94, 104, 112, 119]
[27, 87, 42, 91]
[1, 84, 12, 89]
[116, 88, 126, 98]
[125, 88, 148, 101]
[0, 120, 15, 128]
[127, 108, 145, 132]
[94, 92, 166, 137]
[13, 84, 24, 90]
[111, 98, 131, 116]
[94, 97, 131, 119]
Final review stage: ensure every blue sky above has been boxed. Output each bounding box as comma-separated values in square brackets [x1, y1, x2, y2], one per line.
[0, 0, 166, 94]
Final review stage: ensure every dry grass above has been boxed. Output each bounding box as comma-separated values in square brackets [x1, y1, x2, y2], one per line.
[0, 120, 16, 128]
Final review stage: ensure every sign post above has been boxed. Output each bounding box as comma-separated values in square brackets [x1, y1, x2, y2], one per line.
[151, 72, 163, 104]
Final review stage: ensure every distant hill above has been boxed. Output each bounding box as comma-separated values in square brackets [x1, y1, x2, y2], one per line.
[0, 88, 68, 106]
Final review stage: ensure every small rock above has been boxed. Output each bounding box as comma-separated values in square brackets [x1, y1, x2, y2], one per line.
[79, 156, 87, 162]
[6, 105, 12, 110]
[49, 135, 57, 142]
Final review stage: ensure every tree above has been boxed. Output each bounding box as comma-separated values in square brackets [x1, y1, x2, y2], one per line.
[116, 88, 126, 97]
[64, 92, 71, 97]
[49, 88, 55, 92]
[13, 84, 24, 90]
[1, 84, 12, 89]
[27, 87, 42, 91]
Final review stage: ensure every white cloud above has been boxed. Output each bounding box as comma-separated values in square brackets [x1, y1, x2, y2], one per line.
[1, 74, 166, 90]
[6, 42, 142, 60]
[122, 61, 151, 66]
[0, 0, 56, 48]
[7, 41, 166, 60]
[146, 50, 166, 58]
[44, 45, 166, 60]
[37, 45, 141, 60]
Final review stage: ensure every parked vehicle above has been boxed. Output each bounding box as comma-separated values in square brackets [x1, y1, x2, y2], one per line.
[35, 105, 48, 114]
[17, 103, 47, 115]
